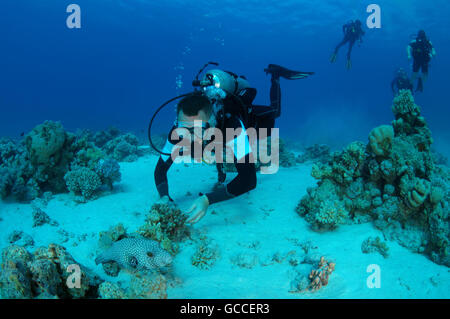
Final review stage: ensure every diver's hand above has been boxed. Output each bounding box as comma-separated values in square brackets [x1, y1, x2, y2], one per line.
[186, 195, 210, 225]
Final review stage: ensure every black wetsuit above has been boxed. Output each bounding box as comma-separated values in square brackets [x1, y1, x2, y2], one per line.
[410, 38, 433, 74]
[154, 76, 282, 205]
[391, 76, 413, 95]
[334, 22, 365, 59]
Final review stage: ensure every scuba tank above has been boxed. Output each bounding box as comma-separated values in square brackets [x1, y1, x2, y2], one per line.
[200, 69, 250, 95]
[412, 38, 431, 60]
[198, 68, 253, 130]
[410, 30, 432, 60]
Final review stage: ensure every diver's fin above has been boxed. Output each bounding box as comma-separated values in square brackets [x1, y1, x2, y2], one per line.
[416, 78, 424, 92]
[346, 59, 352, 70]
[264, 64, 314, 80]
[330, 53, 337, 63]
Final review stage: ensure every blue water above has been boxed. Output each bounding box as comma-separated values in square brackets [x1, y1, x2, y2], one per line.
[1, 0, 449, 153]
[1, 1, 450, 300]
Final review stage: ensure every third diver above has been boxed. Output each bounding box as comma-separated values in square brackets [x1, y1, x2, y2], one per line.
[330, 19, 365, 70]
[391, 68, 413, 96]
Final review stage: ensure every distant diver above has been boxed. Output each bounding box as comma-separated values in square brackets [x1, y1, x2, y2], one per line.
[391, 68, 413, 96]
[150, 63, 314, 224]
[330, 19, 365, 70]
[407, 30, 436, 92]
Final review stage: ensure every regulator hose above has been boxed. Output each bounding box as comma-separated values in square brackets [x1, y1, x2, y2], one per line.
[147, 93, 194, 156]
[148, 86, 248, 157]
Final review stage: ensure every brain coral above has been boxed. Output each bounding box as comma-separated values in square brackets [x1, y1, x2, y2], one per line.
[407, 178, 431, 208]
[369, 125, 394, 157]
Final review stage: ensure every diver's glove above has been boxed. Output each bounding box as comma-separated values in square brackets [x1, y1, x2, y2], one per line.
[186, 195, 210, 225]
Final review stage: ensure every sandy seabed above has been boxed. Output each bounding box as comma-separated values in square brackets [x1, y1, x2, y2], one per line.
[1, 154, 449, 299]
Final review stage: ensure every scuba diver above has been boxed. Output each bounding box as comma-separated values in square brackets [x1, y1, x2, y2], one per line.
[391, 68, 413, 96]
[150, 63, 314, 224]
[407, 30, 436, 92]
[330, 19, 365, 70]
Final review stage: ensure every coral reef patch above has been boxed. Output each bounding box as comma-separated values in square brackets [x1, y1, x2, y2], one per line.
[138, 202, 190, 255]
[289, 255, 335, 293]
[0, 244, 101, 299]
[361, 236, 390, 258]
[0, 121, 123, 203]
[191, 234, 220, 270]
[296, 91, 449, 266]
[297, 144, 331, 164]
